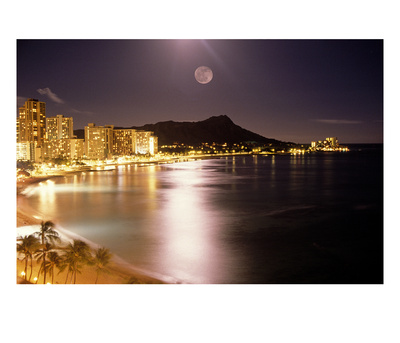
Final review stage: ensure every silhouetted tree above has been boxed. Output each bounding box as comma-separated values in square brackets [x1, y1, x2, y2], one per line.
[91, 247, 113, 284]
[62, 240, 91, 284]
[34, 242, 54, 283]
[17, 235, 39, 281]
[34, 221, 60, 284]
[45, 251, 63, 284]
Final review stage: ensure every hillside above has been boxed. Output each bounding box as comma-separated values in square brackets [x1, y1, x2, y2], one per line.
[130, 115, 287, 146]
[74, 115, 292, 147]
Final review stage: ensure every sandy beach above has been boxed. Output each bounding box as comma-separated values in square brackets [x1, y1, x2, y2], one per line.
[16, 176, 168, 284]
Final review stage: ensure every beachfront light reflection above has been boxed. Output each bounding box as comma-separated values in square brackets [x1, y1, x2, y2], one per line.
[37, 180, 56, 215]
[147, 165, 157, 195]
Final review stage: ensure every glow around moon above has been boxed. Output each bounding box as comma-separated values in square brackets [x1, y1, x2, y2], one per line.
[194, 66, 213, 84]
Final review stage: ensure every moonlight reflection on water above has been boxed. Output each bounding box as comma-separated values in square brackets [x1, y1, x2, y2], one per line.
[23, 152, 383, 284]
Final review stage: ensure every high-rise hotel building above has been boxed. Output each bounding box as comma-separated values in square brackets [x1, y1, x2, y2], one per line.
[42, 114, 84, 161]
[17, 98, 46, 161]
[113, 129, 135, 156]
[133, 130, 158, 155]
[149, 135, 158, 155]
[17, 98, 158, 162]
[88, 126, 158, 159]
[46, 114, 74, 140]
[84, 123, 114, 160]
[17, 98, 46, 146]
[114, 129, 158, 156]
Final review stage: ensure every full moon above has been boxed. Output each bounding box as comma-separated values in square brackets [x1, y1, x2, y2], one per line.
[194, 66, 213, 84]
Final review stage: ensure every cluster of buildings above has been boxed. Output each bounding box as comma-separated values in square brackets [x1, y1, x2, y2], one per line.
[310, 137, 349, 152]
[16, 98, 158, 162]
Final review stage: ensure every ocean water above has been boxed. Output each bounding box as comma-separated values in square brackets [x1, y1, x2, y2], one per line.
[23, 145, 383, 284]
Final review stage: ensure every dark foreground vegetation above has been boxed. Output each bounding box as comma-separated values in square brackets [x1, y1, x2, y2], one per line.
[17, 221, 112, 284]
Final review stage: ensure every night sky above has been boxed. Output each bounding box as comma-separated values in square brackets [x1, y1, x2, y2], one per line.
[7, 1, 400, 341]
[17, 39, 383, 144]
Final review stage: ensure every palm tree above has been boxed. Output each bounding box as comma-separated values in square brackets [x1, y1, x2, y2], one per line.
[62, 240, 92, 284]
[34, 221, 60, 284]
[45, 251, 63, 284]
[35, 242, 58, 283]
[91, 247, 113, 284]
[17, 235, 39, 281]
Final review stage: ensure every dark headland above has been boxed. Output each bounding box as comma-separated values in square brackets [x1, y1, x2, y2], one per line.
[74, 115, 296, 149]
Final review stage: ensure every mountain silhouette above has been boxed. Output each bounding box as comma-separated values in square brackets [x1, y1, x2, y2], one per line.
[130, 115, 288, 146]
[74, 115, 292, 147]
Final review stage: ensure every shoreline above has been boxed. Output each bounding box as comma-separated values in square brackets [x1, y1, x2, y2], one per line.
[16, 154, 254, 284]
[16, 175, 173, 284]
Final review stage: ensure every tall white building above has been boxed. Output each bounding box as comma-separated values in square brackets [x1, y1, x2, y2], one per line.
[133, 130, 158, 155]
[16, 142, 36, 161]
[113, 129, 135, 156]
[46, 114, 74, 140]
[18, 98, 46, 147]
[42, 114, 84, 161]
[84, 123, 114, 160]
[42, 138, 84, 161]
[112, 129, 158, 156]
[149, 135, 158, 155]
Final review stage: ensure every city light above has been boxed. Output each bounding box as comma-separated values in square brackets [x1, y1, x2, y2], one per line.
[17, 97, 351, 173]
[309, 137, 349, 152]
